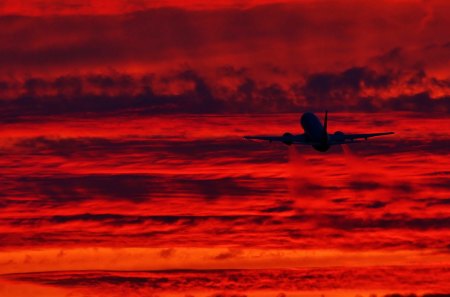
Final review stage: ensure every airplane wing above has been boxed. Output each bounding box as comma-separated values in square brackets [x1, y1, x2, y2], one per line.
[244, 136, 284, 141]
[245, 132, 394, 145]
[329, 132, 394, 145]
[244, 134, 316, 145]
[343, 132, 394, 141]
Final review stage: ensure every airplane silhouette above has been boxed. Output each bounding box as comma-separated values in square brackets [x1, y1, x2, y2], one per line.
[244, 111, 394, 152]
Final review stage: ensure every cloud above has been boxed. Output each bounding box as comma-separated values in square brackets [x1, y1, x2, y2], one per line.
[3, 266, 449, 293]
[0, 112, 448, 252]
[302, 66, 393, 106]
[0, 1, 449, 75]
[5, 173, 272, 204]
[0, 3, 449, 296]
[213, 248, 243, 260]
[311, 214, 450, 231]
[261, 202, 294, 213]
[0, 65, 448, 120]
[2, 2, 450, 117]
[17, 174, 156, 202]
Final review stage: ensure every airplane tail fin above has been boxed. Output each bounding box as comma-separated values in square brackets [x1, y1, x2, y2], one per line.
[323, 110, 328, 142]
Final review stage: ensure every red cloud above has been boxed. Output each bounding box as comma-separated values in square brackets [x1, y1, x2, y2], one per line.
[0, 1, 449, 74]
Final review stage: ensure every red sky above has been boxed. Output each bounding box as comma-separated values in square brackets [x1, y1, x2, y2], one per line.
[0, 1, 449, 297]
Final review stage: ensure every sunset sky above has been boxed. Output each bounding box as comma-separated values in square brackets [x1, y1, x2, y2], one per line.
[0, 1, 449, 297]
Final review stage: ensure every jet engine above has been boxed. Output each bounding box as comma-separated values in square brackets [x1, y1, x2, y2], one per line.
[333, 131, 345, 142]
[282, 132, 294, 145]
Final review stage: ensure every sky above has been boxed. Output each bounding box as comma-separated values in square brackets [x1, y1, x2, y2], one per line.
[0, 0, 449, 297]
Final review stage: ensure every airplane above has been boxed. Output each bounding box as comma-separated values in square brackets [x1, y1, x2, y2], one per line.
[244, 111, 394, 152]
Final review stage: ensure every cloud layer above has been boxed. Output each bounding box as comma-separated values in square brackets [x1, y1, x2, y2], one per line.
[3, 266, 449, 297]
[0, 1, 449, 296]
[0, 66, 448, 119]
[0, 113, 448, 254]
[0, 1, 449, 117]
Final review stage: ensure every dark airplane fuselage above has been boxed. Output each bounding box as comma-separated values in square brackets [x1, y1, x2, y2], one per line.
[300, 112, 330, 152]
